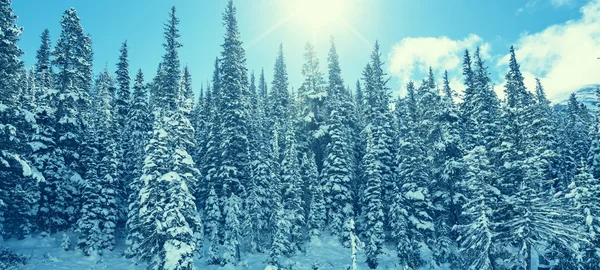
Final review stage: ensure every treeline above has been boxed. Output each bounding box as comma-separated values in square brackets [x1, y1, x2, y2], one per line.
[0, 0, 599, 270]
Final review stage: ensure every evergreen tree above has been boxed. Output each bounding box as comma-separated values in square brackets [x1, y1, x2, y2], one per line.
[133, 114, 200, 269]
[432, 70, 463, 266]
[124, 69, 151, 257]
[34, 29, 53, 98]
[394, 129, 435, 268]
[0, 0, 24, 103]
[259, 68, 268, 108]
[128, 117, 170, 264]
[157, 6, 182, 112]
[268, 200, 290, 268]
[245, 71, 275, 252]
[455, 146, 498, 270]
[222, 193, 242, 266]
[460, 48, 499, 150]
[205, 186, 222, 265]
[32, 87, 64, 235]
[588, 86, 600, 179]
[527, 79, 558, 187]
[305, 152, 325, 238]
[217, 0, 251, 197]
[52, 7, 94, 229]
[560, 94, 592, 188]
[0, 0, 43, 240]
[270, 43, 290, 139]
[245, 145, 274, 252]
[159, 171, 198, 270]
[77, 70, 119, 255]
[322, 94, 354, 238]
[201, 59, 222, 199]
[362, 42, 395, 228]
[297, 42, 327, 168]
[115, 40, 131, 137]
[362, 129, 385, 269]
[565, 161, 600, 269]
[114, 40, 130, 226]
[180, 65, 194, 119]
[0, 83, 40, 241]
[281, 125, 306, 253]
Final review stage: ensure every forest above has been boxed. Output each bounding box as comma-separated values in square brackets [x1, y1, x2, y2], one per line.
[0, 0, 599, 269]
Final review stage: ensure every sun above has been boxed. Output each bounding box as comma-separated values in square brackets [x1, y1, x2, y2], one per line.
[249, 0, 370, 48]
[286, 0, 349, 34]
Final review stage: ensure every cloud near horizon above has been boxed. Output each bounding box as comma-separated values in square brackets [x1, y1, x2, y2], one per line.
[387, 34, 490, 97]
[388, 0, 600, 103]
[502, 0, 600, 102]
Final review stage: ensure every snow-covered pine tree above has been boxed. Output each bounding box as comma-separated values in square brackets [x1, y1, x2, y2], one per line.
[395, 129, 435, 268]
[34, 29, 53, 99]
[201, 59, 222, 199]
[346, 218, 362, 270]
[114, 40, 131, 225]
[222, 192, 242, 266]
[157, 7, 182, 112]
[269, 44, 290, 151]
[245, 145, 275, 252]
[588, 86, 600, 179]
[124, 69, 151, 257]
[78, 69, 119, 255]
[0, 0, 43, 239]
[460, 48, 500, 150]
[559, 94, 592, 189]
[268, 199, 291, 268]
[245, 73, 275, 252]
[362, 42, 395, 230]
[31, 27, 62, 235]
[259, 68, 269, 112]
[217, 0, 251, 198]
[564, 161, 600, 269]
[0, 0, 23, 104]
[190, 84, 204, 163]
[455, 146, 498, 270]
[159, 169, 199, 270]
[322, 92, 354, 239]
[180, 66, 194, 120]
[431, 70, 463, 266]
[52, 7, 94, 229]
[280, 124, 306, 254]
[362, 128, 385, 269]
[527, 78, 558, 189]
[297, 42, 328, 168]
[164, 108, 203, 257]
[32, 89, 65, 235]
[205, 186, 222, 265]
[492, 47, 584, 270]
[322, 38, 355, 242]
[126, 109, 169, 263]
[305, 152, 325, 238]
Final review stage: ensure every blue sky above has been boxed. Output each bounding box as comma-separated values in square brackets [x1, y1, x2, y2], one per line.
[13, 0, 599, 102]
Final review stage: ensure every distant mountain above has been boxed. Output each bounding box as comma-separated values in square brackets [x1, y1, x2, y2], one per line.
[553, 84, 600, 112]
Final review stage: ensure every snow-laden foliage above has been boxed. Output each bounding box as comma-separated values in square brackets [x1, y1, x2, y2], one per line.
[2, 1, 600, 269]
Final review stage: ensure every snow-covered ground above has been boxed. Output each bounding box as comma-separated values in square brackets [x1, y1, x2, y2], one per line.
[1, 234, 446, 269]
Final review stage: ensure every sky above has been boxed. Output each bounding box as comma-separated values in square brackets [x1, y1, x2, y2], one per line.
[12, 0, 600, 102]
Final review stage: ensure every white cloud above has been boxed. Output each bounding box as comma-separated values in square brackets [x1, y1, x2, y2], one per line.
[518, 0, 575, 14]
[551, 0, 576, 7]
[500, 0, 600, 101]
[387, 0, 600, 102]
[387, 34, 489, 96]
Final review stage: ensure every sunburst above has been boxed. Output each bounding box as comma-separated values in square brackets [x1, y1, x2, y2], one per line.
[249, 0, 371, 48]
